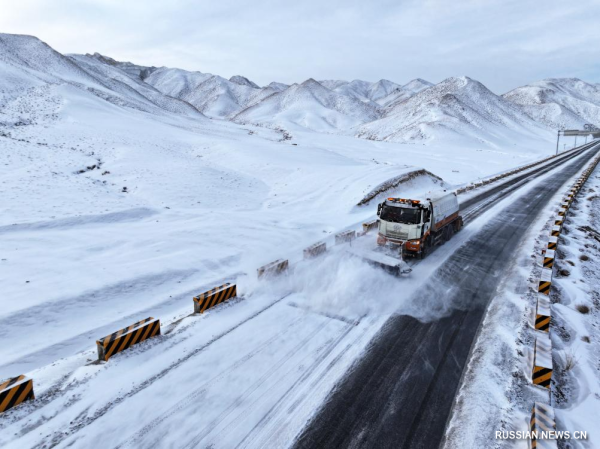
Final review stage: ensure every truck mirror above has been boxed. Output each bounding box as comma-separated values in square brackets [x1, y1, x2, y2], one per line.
[377, 203, 383, 215]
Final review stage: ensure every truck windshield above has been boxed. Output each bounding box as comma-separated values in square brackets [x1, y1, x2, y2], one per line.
[380, 205, 421, 224]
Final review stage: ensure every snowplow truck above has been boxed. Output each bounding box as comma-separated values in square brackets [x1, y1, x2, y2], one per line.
[376, 191, 463, 259]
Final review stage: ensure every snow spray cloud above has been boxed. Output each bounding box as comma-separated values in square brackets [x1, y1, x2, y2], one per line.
[240, 221, 493, 324]
[241, 246, 435, 321]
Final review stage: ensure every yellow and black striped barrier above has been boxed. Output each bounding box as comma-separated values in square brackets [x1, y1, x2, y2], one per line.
[530, 402, 558, 448]
[362, 219, 379, 233]
[96, 317, 160, 362]
[547, 235, 558, 250]
[532, 332, 553, 389]
[542, 249, 555, 269]
[193, 283, 237, 313]
[535, 295, 551, 332]
[550, 225, 561, 237]
[257, 259, 289, 278]
[0, 375, 34, 414]
[554, 216, 564, 227]
[304, 241, 327, 259]
[335, 229, 356, 245]
[538, 267, 553, 295]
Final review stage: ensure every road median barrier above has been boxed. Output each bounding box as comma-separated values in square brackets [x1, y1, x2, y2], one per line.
[96, 317, 160, 362]
[538, 267, 553, 295]
[0, 375, 34, 413]
[335, 229, 356, 245]
[532, 331, 553, 389]
[257, 258, 289, 278]
[362, 219, 379, 233]
[535, 294, 551, 332]
[530, 402, 558, 448]
[550, 225, 561, 237]
[194, 283, 237, 314]
[303, 242, 327, 259]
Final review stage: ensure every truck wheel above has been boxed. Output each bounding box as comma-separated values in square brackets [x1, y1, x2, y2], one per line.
[447, 225, 454, 241]
[454, 218, 463, 232]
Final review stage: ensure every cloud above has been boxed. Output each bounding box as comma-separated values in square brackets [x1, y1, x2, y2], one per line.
[1, 0, 599, 92]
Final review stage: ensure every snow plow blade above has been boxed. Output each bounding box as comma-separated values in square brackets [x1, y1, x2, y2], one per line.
[345, 247, 411, 275]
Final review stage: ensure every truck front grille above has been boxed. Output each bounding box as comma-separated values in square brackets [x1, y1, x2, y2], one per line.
[386, 230, 409, 240]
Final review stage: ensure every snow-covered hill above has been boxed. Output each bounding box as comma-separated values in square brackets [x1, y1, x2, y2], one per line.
[229, 75, 259, 88]
[141, 67, 282, 118]
[233, 78, 381, 131]
[502, 78, 600, 130]
[357, 76, 553, 146]
[319, 79, 403, 104]
[69, 54, 203, 116]
[0, 34, 205, 121]
[376, 78, 434, 107]
[84, 52, 157, 80]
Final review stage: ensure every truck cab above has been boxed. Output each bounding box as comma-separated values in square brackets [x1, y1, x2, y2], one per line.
[376, 192, 461, 258]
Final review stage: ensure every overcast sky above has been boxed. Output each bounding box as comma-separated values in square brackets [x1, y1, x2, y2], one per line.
[1, 0, 599, 93]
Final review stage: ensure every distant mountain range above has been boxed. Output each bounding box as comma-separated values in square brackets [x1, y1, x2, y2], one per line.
[1, 33, 599, 147]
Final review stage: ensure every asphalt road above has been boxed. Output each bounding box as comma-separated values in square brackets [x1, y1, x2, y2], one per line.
[293, 143, 600, 449]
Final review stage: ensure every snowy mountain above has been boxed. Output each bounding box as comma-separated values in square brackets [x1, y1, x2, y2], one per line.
[357, 76, 551, 145]
[85, 52, 157, 80]
[375, 79, 434, 107]
[70, 54, 202, 116]
[266, 81, 290, 91]
[0, 33, 203, 120]
[403, 78, 434, 94]
[3, 31, 599, 148]
[142, 68, 281, 118]
[229, 75, 260, 88]
[368, 79, 403, 102]
[502, 78, 600, 130]
[233, 78, 381, 131]
[143, 68, 260, 117]
[319, 79, 402, 104]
